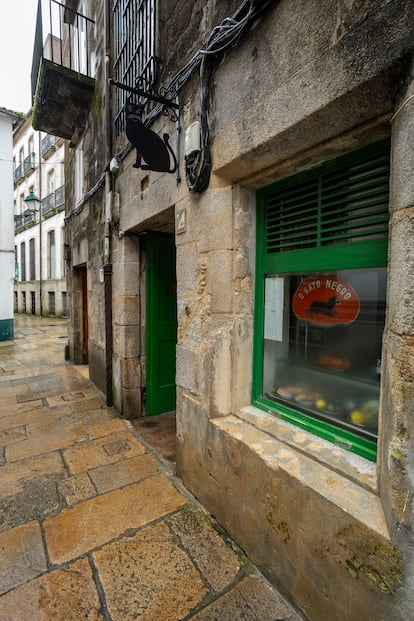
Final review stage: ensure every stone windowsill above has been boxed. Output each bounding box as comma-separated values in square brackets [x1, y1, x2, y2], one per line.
[217, 406, 391, 540]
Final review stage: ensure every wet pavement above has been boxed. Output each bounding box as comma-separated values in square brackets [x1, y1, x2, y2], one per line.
[0, 315, 302, 621]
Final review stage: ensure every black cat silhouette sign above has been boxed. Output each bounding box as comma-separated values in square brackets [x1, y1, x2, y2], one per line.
[126, 102, 177, 173]
[292, 275, 360, 326]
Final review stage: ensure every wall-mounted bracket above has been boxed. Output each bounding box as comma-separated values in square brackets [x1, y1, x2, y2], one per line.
[109, 78, 179, 122]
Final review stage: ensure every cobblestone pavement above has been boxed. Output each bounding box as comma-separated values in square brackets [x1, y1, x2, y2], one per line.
[0, 315, 302, 621]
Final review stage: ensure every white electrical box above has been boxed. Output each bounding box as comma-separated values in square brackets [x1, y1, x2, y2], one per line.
[185, 121, 201, 157]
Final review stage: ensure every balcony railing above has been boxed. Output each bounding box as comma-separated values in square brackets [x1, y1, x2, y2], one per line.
[31, 0, 96, 142]
[23, 152, 36, 176]
[42, 185, 65, 215]
[42, 192, 55, 215]
[15, 210, 37, 230]
[55, 184, 65, 207]
[14, 163, 24, 184]
[41, 133, 60, 157]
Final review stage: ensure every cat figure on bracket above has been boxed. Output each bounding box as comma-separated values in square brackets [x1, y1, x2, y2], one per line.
[125, 101, 177, 173]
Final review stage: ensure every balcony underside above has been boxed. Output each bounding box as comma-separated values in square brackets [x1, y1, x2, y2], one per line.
[32, 58, 95, 144]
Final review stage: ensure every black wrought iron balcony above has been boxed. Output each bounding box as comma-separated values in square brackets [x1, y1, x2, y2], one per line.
[55, 184, 65, 207]
[14, 214, 23, 230]
[23, 152, 36, 176]
[14, 163, 24, 184]
[42, 191, 56, 215]
[23, 210, 36, 226]
[42, 185, 65, 215]
[41, 133, 60, 157]
[31, 0, 95, 144]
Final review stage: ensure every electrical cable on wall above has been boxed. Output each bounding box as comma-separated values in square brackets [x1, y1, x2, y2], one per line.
[144, 0, 275, 127]
[66, 0, 275, 217]
[185, 57, 213, 193]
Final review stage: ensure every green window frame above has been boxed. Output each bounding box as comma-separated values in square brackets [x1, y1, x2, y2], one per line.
[253, 140, 390, 461]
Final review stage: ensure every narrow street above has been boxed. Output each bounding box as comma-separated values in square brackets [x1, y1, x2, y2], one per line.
[0, 314, 301, 621]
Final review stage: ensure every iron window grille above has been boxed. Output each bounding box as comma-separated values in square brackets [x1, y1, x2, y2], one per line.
[112, 0, 157, 136]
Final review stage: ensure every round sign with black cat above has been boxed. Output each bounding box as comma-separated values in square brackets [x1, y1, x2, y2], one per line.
[292, 275, 360, 326]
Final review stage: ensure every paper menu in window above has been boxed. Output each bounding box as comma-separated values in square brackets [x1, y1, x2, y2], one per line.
[264, 277, 284, 341]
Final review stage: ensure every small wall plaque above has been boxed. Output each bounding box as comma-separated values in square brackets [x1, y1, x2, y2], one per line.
[176, 208, 186, 234]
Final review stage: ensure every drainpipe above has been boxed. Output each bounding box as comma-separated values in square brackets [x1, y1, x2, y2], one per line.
[38, 131, 43, 316]
[103, 0, 113, 407]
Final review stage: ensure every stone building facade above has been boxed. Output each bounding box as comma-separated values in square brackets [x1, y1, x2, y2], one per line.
[13, 112, 67, 317]
[32, 1, 414, 619]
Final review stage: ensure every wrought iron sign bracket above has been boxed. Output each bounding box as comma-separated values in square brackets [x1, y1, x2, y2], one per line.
[108, 78, 179, 121]
[109, 78, 179, 175]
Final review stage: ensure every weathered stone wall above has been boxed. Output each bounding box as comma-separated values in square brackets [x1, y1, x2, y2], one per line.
[65, 0, 414, 618]
[173, 2, 414, 620]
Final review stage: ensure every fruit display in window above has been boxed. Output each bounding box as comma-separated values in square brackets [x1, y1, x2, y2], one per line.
[350, 410, 364, 425]
[350, 400, 379, 427]
[271, 384, 378, 429]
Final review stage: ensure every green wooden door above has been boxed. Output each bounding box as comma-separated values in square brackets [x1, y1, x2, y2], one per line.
[146, 232, 177, 415]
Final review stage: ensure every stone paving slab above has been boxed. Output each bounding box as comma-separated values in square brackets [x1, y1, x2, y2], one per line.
[191, 575, 297, 620]
[167, 508, 241, 592]
[0, 452, 66, 498]
[44, 475, 187, 565]
[63, 430, 146, 474]
[0, 521, 47, 594]
[93, 521, 208, 621]
[6, 424, 89, 462]
[58, 472, 97, 506]
[88, 452, 161, 494]
[0, 558, 103, 620]
[0, 316, 303, 621]
[0, 400, 44, 420]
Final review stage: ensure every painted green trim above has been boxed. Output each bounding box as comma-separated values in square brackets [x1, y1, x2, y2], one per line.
[258, 139, 390, 198]
[146, 232, 177, 416]
[0, 318, 14, 341]
[261, 239, 388, 274]
[253, 395, 377, 461]
[253, 140, 390, 462]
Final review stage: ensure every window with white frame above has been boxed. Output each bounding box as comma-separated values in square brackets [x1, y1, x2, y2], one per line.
[112, 0, 157, 136]
[48, 169, 55, 194]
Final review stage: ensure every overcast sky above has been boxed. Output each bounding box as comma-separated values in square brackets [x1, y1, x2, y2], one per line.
[0, 1, 38, 113]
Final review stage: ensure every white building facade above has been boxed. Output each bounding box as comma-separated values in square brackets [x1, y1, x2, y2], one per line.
[0, 107, 19, 340]
[13, 112, 67, 317]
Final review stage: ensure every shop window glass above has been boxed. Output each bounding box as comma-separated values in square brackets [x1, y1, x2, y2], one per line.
[254, 141, 390, 460]
[263, 269, 385, 440]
